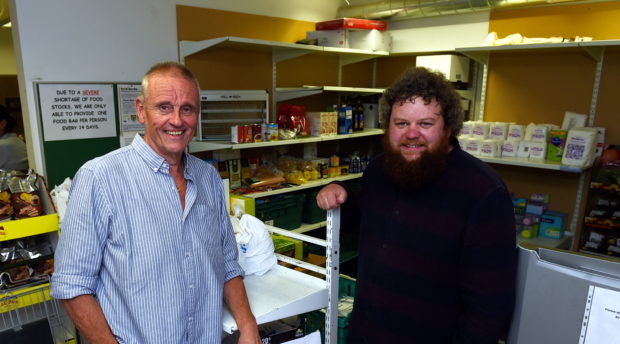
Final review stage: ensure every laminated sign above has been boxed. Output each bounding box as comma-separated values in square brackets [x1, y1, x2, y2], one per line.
[38, 83, 117, 141]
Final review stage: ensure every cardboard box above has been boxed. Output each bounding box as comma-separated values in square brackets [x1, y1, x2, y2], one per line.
[316, 18, 387, 31]
[307, 111, 337, 137]
[348, 29, 391, 51]
[227, 159, 242, 188]
[416, 55, 470, 82]
[539, 211, 567, 239]
[306, 29, 347, 48]
[307, 29, 391, 51]
[230, 194, 255, 216]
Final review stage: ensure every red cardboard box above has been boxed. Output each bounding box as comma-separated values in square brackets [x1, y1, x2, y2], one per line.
[316, 18, 387, 31]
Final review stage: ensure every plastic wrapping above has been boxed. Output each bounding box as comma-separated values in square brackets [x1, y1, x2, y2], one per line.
[8, 169, 44, 219]
[0, 170, 13, 221]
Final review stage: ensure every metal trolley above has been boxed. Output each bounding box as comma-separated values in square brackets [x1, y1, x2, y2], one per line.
[1, 281, 76, 343]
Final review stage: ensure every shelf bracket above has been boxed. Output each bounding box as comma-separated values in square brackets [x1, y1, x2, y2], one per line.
[459, 50, 488, 65]
[581, 46, 604, 62]
[272, 47, 312, 63]
[339, 54, 377, 66]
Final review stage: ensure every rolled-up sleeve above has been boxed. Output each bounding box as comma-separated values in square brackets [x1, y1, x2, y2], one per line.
[51, 167, 111, 299]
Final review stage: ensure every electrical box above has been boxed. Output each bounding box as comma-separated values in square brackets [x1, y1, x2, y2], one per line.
[198, 90, 269, 141]
[416, 55, 470, 83]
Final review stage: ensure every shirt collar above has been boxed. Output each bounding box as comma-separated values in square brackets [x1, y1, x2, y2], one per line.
[131, 133, 191, 176]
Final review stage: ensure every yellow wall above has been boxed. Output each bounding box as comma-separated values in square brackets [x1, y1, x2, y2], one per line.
[0, 28, 16, 75]
[485, 2, 620, 247]
[176, 5, 377, 114]
[489, 2, 620, 39]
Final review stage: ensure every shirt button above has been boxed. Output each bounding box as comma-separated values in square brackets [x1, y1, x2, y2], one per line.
[152, 168, 157, 172]
[393, 210, 400, 215]
[189, 284, 194, 289]
[188, 316, 193, 321]
[382, 243, 388, 249]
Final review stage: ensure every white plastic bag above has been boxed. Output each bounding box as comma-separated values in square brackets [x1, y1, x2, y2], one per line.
[229, 216, 247, 272]
[50, 177, 72, 225]
[238, 214, 277, 276]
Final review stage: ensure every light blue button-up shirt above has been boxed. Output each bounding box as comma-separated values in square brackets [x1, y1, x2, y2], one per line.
[51, 134, 243, 343]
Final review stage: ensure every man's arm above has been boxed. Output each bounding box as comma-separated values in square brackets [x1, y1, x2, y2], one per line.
[223, 276, 261, 344]
[62, 295, 117, 344]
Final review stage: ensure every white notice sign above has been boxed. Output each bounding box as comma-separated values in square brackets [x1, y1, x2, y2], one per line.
[579, 285, 620, 344]
[117, 84, 144, 132]
[39, 84, 116, 141]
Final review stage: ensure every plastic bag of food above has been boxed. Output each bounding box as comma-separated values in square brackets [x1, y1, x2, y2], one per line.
[8, 170, 43, 219]
[0, 170, 13, 221]
[238, 214, 277, 276]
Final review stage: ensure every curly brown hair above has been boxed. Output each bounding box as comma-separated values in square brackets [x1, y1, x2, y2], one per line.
[380, 67, 463, 140]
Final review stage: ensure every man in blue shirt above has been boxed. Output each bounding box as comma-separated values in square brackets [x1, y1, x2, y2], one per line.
[52, 62, 260, 343]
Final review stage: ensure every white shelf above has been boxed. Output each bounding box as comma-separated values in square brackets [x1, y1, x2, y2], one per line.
[518, 233, 574, 250]
[291, 221, 327, 234]
[479, 156, 585, 173]
[180, 36, 389, 65]
[222, 264, 328, 333]
[275, 85, 384, 102]
[242, 173, 363, 199]
[456, 40, 620, 64]
[188, 129, 384, 153]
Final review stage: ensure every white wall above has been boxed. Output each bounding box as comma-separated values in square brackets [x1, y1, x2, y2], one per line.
[9, 0, 340, 176]
[388, 11, 489, 53]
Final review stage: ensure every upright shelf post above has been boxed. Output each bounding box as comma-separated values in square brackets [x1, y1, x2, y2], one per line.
[325, 208, 341, 344]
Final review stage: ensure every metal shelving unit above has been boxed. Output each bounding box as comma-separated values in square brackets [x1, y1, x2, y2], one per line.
[188, 129, 384, 153]
[454, 41, 620, 239]
[222, 208, 341, 344]
[0, 178, 76, 343]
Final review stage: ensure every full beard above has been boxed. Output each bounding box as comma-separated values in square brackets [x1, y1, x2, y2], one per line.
[382, 134, 451, 190]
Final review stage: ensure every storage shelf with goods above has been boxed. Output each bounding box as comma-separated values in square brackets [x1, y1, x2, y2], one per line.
[1, 175, 78, 343]
[452, 40, 620, 251]
[478, 156, 586, 173]
[188, 129, 384, 153]
[236, 173, 363, 200]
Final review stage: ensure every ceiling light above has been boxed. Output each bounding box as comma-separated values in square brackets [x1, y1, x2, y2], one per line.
[1, 21, 10, 28]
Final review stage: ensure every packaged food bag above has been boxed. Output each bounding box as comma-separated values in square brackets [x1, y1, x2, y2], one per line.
[8, 170, 43, 219]
[235, 214, 277, 276]
[0, 170, 13, 221]
[562, 127, 598, 168]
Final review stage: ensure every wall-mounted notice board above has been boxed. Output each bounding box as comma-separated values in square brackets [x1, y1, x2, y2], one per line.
[36, 83, 122, 187]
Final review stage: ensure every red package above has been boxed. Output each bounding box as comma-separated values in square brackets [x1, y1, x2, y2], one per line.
[277, 104, 292, 129]
[288, 105, 308, 137]
[316, 18, 387, 31]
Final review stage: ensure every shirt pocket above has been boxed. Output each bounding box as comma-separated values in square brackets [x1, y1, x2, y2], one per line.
[191, 204, 222, 250]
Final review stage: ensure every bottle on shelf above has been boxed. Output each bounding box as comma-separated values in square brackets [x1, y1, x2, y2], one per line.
[350, 152, 361, 174]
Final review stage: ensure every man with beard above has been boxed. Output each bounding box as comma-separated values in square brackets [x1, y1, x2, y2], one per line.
[316, 67, 517, 343]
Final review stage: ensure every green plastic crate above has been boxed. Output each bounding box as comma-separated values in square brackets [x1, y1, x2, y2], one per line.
[304, 275, 356, 344]
[255, 194, 305, 230]
[302, 190, 327, 224]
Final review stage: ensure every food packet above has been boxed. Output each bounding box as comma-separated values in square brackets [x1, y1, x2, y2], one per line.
[0, 170, 13, 221]
[8, 170, 44, 219]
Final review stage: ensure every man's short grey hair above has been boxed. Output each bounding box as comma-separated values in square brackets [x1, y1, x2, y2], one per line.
[139, 61, 201, 105]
